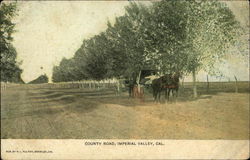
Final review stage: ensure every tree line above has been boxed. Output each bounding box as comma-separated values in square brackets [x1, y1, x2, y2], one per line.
[53, 0, 244, 97]
[0, 1, 245, 95]
[52, 0, 244, 97]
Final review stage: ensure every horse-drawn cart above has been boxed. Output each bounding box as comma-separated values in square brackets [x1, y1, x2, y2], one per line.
[125, 69, 159, 100]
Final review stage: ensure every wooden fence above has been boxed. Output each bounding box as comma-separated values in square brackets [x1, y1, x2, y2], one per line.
[1, 81, 248, 94]
[1, 82, 21, 91]
[1, 79, 125, 92]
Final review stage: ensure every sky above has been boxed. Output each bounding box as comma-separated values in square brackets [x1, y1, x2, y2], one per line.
[10, 1, 249, 83]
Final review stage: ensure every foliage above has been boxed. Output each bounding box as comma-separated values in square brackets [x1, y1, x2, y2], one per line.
[140, 1, 188, 74]
[28, 74, 49, 84]
[0, 2, 23, 83]
[106, 3, 151, 79]
[52, 0, 243, 85]
[82, 33, 113, 80]
[182, 0, 243, 75]
[52, 57, 86, 82]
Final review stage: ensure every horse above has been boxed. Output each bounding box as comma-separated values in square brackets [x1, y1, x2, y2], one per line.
[152, 75, 170, 102]
[152, 73, 180, 103]
[164, 73, 180, 102]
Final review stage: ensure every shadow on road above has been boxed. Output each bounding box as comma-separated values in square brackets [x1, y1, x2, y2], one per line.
[29, 85, 249, 107]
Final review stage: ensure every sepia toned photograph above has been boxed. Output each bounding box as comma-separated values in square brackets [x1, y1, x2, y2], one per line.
[0, 0, 249, 159]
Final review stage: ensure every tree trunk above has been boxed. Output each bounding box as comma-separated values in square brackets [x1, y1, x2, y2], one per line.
[181, 77, 184, 89]
[117, 79, 120, 95]
[192, 69, 197, 98]
[181, 77, 185, 93]
[206, 75, 209, 93]
[137, 71, 142, 94]
[234, 75, 238, 93]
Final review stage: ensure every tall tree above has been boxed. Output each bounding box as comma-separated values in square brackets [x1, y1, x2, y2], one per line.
[137, 0, 243, 97]
[182, 0, 243, 97]
[52, 58, 82, 82]
[82, 33, 113, 80]
[0, 2, 23, 83]
[139, 1, 188, 74]
[106, 2, 152, 80]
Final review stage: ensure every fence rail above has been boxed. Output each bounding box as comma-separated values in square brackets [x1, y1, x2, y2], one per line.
[1, 79, 125, 91]
[1, 81, 249, 93]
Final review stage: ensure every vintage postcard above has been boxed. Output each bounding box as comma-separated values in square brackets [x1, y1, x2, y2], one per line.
[1, 0, 249, 159]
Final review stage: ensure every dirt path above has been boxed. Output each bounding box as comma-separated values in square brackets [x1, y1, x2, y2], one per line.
[1, 86, 249, 139]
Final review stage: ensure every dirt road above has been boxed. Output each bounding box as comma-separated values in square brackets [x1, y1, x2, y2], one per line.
[1, 85, 249, 139]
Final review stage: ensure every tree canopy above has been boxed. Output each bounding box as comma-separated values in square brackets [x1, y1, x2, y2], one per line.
[0, 2, 23, 83]
[52, 0, 244, 93]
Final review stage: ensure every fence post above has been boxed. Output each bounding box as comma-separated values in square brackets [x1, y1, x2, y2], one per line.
[116, 79, 120, 95]
[206, 75, 209, 93]
[89, 81, 91, 89]
[234, 75, 238, 93]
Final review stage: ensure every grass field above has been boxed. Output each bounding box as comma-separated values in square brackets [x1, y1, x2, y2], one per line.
[1, 82, 249, 139]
